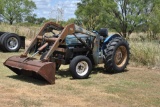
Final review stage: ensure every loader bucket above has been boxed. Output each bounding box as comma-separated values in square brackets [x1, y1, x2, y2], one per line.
[3, 56, 56, 84]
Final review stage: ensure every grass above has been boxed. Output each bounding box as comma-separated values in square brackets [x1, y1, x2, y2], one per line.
[0, 50, 160, 107]
[0, 23, 40, 39]
[130, 41, 160, 68]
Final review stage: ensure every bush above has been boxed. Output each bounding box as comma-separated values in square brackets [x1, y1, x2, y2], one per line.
[130, 41, 160, 67]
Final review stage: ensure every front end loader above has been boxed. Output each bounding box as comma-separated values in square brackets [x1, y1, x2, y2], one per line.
[4, 22, 130, 84]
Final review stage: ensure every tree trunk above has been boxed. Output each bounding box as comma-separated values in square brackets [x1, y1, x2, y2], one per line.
[9, 21, 13, 25]
[9, 18, 13, 25]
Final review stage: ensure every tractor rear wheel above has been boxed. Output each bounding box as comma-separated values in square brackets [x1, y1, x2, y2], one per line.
[69, 55, 92, 79]
[104, 37, 130, 73]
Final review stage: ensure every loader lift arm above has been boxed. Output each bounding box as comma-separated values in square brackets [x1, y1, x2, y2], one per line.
[22, 22, 97, 61]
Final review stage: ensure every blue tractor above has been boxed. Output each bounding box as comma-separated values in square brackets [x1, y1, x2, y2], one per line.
[4, 22, 130, 84]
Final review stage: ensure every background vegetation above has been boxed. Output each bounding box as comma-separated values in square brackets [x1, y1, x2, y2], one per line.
[0, 0, 159, 67]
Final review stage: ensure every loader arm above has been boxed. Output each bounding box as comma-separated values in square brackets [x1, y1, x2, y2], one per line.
[22, 22, 64, 56]
[22, 22, 97, 60]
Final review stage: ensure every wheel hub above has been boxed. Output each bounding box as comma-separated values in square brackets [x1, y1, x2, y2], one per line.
[76, 61, 89, 76]
[9, 41, 15, 46]
[114, 46, 127, 67]
[115, 50, 123, 62]
[7, 37, 18, 50]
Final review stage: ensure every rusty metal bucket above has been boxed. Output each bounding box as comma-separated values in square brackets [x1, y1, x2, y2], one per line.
[3, 56, 56, 84]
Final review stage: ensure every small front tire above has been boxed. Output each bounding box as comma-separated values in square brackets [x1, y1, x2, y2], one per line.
[69, 55, 92, 79]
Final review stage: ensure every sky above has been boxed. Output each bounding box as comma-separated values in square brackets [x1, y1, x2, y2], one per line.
[32, 0, 81, 21]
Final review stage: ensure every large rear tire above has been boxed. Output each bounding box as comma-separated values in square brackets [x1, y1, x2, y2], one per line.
[69, 55, 92, 79]
[104, 37, 130, 73]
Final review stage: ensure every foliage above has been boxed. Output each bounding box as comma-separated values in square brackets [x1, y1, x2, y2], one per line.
[25, 14, 46, 24]
[36, 17, 46, 24]
[146, 1, 160, 40]
[0, 0, 36, 25]
[75, 0, 158, 38]
[65, 18, 76, 25]
[75, 0, 102, 30]
[0, 1, 3, 14]
[103, 0, 153, 38]
[25, 14, 37, 24]
[0, 1, 4, 22]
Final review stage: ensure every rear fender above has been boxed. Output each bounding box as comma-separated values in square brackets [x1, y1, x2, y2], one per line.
[102, 34, 121, 50]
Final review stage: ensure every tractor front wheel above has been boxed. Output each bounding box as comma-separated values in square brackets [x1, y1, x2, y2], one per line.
[69, 55, 92, 79]
[104, 37, 130, 73]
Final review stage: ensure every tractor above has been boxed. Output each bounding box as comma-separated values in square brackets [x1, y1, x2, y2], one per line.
[4, 22, 130, 84]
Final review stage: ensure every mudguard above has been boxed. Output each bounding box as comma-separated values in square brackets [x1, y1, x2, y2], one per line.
[102, 34, 121, 50]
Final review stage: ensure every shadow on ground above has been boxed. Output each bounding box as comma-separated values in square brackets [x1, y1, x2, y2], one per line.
[7, 66, 129, 85]
[7, 75, 49, 85]
[92, 66, 129, 75]
[56, 68, 71, 78]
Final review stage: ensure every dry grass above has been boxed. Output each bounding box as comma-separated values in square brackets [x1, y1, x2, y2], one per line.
[0, 50, 160, 107]
[0, 23, 40, 39]
[130, 41, 160, 68]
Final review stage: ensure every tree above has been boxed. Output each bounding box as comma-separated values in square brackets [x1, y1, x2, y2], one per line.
[0, 0, 4, 22]
[146, 0, 160, 40]
[65, 18, 76, 25]
[76, 0, 156, 38]
[25, 14, 46, 24]
[36, 17, 46, 24]
[0, 1, 3, 14]
[75, 0, 102, 30]
[0, 0, 36, 25]
[25, 14, 37, 24]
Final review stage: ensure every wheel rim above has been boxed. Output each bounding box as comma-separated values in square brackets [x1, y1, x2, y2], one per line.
[6, 37, 18, 50]
[114, 46, 128, 67]
[76, 61, 89, 76]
